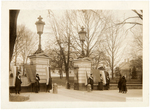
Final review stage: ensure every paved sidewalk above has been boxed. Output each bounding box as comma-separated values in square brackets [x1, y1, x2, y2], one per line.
[11, 87, 142, 102]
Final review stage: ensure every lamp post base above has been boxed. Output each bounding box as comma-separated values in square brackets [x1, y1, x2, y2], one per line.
[34, 48, 44, 54]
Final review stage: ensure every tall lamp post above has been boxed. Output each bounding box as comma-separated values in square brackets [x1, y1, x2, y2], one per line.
[35, 15, 45, 54]
[78, 26, 86, 58]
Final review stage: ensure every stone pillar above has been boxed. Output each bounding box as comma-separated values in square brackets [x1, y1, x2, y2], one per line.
[73, 57, 92, 90]
[28, 53, 50, 84]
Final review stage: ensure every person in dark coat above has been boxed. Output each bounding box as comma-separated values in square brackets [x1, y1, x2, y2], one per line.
[15, 74, 22, 94]
[88, 74, 94, 90]
[121, 76, 127, 93]
[35, 74, 40, 93]
[98, 74, 103, 90]
[118, 74, 122, 93]
[106, 75, 110, 90]
[46, 78, 52, 92]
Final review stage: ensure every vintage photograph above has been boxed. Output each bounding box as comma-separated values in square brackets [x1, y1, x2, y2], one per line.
[9, 9, 143, 101]
[1, 1, 149, 109]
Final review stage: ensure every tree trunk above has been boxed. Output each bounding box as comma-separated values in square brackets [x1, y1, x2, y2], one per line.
[112, 54, 114, 79]
[66, 33, 70, 87]
[65, 67, 69, 83]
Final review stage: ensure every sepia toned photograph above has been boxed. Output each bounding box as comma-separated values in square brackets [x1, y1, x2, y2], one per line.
[1, 1, 149, 109]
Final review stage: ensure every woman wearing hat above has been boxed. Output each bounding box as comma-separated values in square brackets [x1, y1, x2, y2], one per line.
[98, 74, 103, 90]
[35, 74, 40, 93]
[118, 74, 122, 93]
[15, 73, 22, 94]
[121, 76, 127, 93]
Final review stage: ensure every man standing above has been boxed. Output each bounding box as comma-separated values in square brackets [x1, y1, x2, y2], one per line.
[88, 74, 94, 90]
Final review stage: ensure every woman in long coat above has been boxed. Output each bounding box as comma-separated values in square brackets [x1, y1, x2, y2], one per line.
[15, 74, 22, 94]
[88, 74, 94, 90]
[121, 76, 127, 93]
[106, 75, 110, 90]
[35, 74, 40, 93]
[118, 75, 122, 93]
[99, 74, 103, 90]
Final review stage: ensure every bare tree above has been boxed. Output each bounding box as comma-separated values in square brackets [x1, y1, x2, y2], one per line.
[47, 10, 132, 80]
[12, 25, 26, 65]
[66, 10, 108, 58]
[102, 22, 127, 78]
[12, 25, 38, 74]
[47, 10, 72, 87]
[116, 10, 143, 27]
[130, 25, 143, 54]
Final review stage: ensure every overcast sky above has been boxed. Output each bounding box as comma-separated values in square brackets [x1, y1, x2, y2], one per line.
[17, 10, 138, 33]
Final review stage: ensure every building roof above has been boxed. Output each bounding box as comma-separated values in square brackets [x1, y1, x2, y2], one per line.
[119, 60, 130, 70]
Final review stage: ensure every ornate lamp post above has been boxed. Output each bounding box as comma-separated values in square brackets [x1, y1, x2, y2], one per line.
[35, 16, 45, 54]
[78, 26, 86, 58]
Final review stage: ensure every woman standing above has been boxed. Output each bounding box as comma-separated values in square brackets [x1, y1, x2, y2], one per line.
[15, 74, 22, 94]
[106, 75, 110, 90]
[35, 74, 40, 93]
[121, 76, 127, 93]
[98, 74, 103, 90]
[88, 74, 94, 90]
[118, 74, 122, 93]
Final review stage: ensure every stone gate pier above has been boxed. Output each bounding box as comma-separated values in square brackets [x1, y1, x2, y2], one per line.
[73, 57, 92, 90]
[28, 52, 51, 91]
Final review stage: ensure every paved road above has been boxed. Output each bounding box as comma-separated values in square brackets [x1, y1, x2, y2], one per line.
[11, 87, 142, 102]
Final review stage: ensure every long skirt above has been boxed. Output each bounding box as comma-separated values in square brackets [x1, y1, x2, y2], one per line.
[122, 85, 127, 93]
[105, 83, 109, 90]
[98, 82, 103, 90]
[35, 82, 40, 93]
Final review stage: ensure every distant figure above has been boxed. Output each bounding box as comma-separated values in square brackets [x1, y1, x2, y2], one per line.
[88, 74, 94, 90]
[15, 74, 22, 94]
[46, 78, 52, 93]
[98, 74, 103, 90]
[106, 75, 110, 90]
[121, 76, 127, 93]
[59, 69, 63, 79]
[118, 74, 122, 93]
[100, 74, 103, 83]
[35, 74, 40, 93]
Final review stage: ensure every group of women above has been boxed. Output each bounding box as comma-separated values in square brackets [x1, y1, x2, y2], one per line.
[15, 72, 41, 94]
[15, 72, 127, 94]
[88, 74, 110, 90]
[88, 73, 127, 93]
[118, 75, 127, 93]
